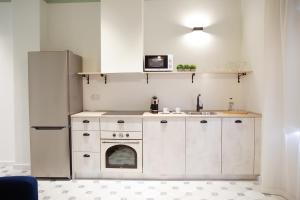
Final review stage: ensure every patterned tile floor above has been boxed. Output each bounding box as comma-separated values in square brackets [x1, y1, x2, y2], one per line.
[0, 165, 285, 200]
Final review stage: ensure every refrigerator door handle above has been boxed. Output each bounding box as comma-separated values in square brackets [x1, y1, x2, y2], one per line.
[32, 126, 66, 130]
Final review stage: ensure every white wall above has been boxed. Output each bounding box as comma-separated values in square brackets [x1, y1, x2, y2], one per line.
[241, 0, 265, 113]
[45, 2, 100, 72]
[144, 0, 242, 70]
[81, 0, 244, 111]
[12, 0, 42, 167]
[0, 3, 15, 164]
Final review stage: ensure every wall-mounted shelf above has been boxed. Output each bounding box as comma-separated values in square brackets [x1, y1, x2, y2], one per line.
[78, 70, 252, 84]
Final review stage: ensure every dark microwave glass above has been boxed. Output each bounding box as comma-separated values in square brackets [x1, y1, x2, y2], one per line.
[145, 55, 168, 69]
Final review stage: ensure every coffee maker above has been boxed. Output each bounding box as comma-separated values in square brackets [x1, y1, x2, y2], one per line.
[150, 96, 159, 114]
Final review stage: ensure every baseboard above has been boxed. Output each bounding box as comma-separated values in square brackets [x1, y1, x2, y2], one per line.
[13, 163, 30, 171]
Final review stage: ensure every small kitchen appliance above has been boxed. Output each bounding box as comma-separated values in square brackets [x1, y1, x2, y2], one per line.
[150, 96, 159, 114]
[144, 55, 173, 72]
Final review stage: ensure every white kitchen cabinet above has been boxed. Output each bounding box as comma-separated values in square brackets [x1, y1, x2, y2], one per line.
[222, 118, 255, 175]
[73, 152, 101, 178]
[143, 118, 185, 178]
[101, 117, 142, 132]
[71, 117, 100, 131]
[71, 116, 101, 179]
[186, 118, 222, 176]
[72, 131, 100, 152]
[101, 0, 143, 73]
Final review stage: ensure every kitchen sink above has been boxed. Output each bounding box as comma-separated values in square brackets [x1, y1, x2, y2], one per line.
[188, 111, 218, 116]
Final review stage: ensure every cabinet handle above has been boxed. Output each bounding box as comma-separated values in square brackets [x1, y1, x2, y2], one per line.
[82, 120, 90, 124]
[83, 133, 90, 136]
[160, 120, 168, 124]
[83, 154, 90, 158]
[117, 120, 125, 124]
[200, 120, 208, 124]
[235, 120, 242, 123]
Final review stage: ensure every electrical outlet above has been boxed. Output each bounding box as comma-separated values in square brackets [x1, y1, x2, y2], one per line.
[91, 94, 100, 101]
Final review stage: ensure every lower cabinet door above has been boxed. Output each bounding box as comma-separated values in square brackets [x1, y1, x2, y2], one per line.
[222, 118, 255, 175]
[186, 118, 221, 176]
[143, 118, 185, 177]
[73, 152, 100, 178]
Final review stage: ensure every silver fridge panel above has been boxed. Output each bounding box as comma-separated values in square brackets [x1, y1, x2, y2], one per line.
[68, 51, 83, 115]
[28, 51, 69, 127]
[30, 127, 71, 178]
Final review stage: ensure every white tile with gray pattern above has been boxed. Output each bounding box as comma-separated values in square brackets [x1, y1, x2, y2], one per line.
[0, 165, 285, 200]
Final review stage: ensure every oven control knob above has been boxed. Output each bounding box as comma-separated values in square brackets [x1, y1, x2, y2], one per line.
[119, 133, 124, 138]
[126, 133, 130, 137]
[113, 133, 116, 137]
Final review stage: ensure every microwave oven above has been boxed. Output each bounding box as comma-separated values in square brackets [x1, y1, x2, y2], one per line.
[144, 55, 173, 72]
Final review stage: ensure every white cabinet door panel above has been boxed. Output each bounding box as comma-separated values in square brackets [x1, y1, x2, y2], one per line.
[143, 118, 185, 177]
[186, 118, 221, 176]
[73, 152, 101, 178]
[222, 118, 255, 175]
[101, 0, 143, 73]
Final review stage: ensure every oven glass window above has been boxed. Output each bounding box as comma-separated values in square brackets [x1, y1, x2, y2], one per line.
[105, 145, 137, 169]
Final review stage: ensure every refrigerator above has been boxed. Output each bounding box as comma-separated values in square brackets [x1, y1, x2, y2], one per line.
[28, 51, 83, 178]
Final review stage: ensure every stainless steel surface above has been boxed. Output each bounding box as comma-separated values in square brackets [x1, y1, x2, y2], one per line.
[28, 51, 69, 127]
[188, 111, 218, 115]
[28, 51, 83, 178]
[30, 127, 70, 178]
[103, 111, 145, 116]
[68, 51, 83, 115]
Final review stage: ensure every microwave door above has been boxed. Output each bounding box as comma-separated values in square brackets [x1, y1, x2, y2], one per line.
[145, 55, 168, 71]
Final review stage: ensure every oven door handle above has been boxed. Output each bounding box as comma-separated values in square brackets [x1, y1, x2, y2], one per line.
[102, 141, 140, 145]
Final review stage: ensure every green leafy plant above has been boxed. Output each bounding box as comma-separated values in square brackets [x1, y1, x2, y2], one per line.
[176, 64, 184, 71]
[190, 64, 197, 71]
[183, 65, 190, 70]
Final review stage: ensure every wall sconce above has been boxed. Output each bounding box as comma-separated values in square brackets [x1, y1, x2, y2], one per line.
[193, 27, 204, 31]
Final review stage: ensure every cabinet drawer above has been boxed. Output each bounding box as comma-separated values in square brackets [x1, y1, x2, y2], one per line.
[73, 152, 100, 178]
[72, 131, 100, 152]
[71, 117, 100, 131]
[101, 117, 142, 131]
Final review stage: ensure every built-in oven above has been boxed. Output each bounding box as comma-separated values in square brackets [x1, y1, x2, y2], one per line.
[101, 131, 142, 173]
[144, 55, 173, 72]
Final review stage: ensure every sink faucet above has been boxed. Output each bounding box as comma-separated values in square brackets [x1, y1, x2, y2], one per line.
[196, 94, 203, 112]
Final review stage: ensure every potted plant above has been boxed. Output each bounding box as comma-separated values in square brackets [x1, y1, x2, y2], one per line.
[183, 64, 190, 71]
[190, 64, 197, 71]
[176, 64, 184, 71]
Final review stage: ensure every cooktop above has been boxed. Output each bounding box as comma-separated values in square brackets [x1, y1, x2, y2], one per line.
[103, 111, 145, 116]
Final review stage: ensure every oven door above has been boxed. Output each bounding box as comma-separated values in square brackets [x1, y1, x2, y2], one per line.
[144, 55, 169, 71]
[101, 140, 142, 173]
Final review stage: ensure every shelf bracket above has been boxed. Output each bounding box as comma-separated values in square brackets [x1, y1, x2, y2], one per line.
[146, 73, 149, 84]
[101, 74, 107, 84]
[237, 72, 247, 83]
[82, 75, 90, 84]
[192, 73, 196, 83]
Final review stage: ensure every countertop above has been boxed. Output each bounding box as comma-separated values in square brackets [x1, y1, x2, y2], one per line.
[72, 111, 262, 118]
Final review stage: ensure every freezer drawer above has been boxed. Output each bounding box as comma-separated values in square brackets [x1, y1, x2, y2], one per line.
[30, 127, 71, 178]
